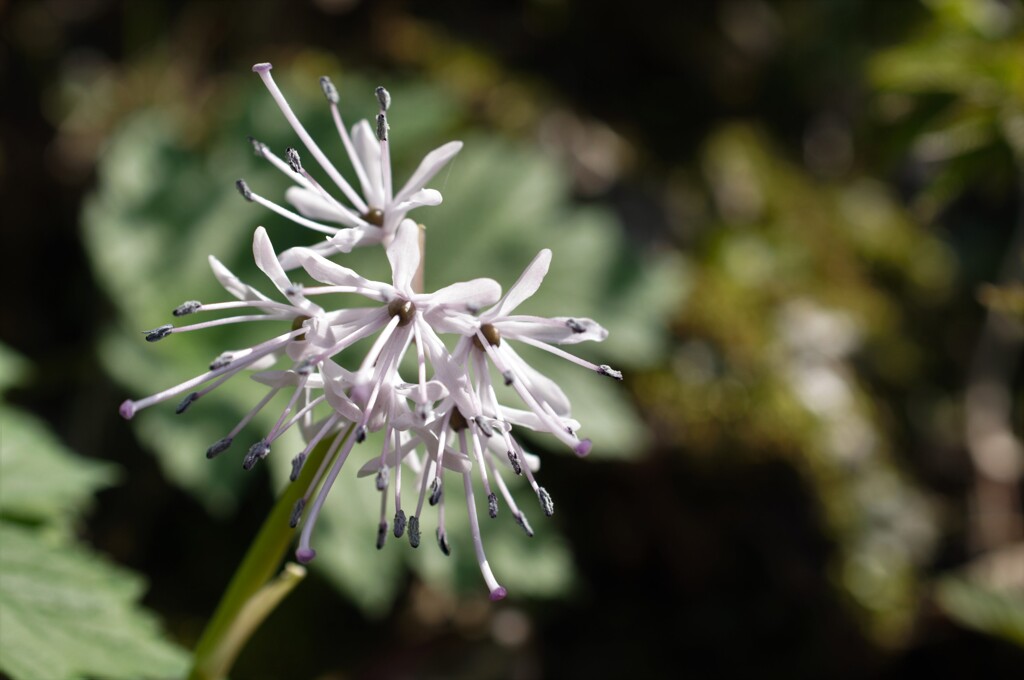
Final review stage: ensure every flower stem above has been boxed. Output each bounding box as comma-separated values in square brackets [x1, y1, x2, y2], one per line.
[188, 427, 351, 680]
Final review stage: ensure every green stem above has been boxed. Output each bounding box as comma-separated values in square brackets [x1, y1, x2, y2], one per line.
[188, 427, 350, 680]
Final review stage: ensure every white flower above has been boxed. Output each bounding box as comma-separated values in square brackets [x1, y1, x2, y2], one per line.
[119, 227, 335, 464]
[240, 62, 462, 268]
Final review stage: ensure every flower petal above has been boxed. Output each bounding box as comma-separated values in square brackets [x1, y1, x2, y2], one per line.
[392, 140, 463, 206]
[497, 315, 609, 344]
[208, 255, 271, 302]
[386, 219, 421, 294]
[393, 188, 442, 212]
[422, 278, 502, 311]
[285, 186, 362, 227]
[352, 119, 383, 207]
[504, 344, 572, 416]
[297, 249, 391, 300]
[252, 227, 294, 296]
[486, 249, 551, 320]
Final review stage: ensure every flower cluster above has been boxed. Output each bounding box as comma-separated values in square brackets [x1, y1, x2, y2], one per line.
[119, 62, 621, 600]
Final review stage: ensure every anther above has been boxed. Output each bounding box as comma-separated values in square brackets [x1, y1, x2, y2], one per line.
[210, 353, 233, 371]
[247, 136, 267, 157]
[474, 416, 494, 438]
[437, 528, 451, 556]
[597, 364, 623, 380]
[284, 283, 303, 297]
[565, 318, 587, 333]
[429, 478, 442, 506]
[375, 112, 388, 142]
[289, 498, 306, 528]
[393, 509, 407, 538]
[175, 392, 199, 414]
[538, 486, 554, 517]
[173, 300, 202, 317]
[502, 370, 514, 386]
[375, 86, 391, 111]
[387, 298, 416, 327]
[488, 493, 498, 519]
[295, 358, 314, 376]
[285, 147, 303, 173]
[206, 437, 233, 459]
[242, 439, 270, 471]
[355, 425, 367, 443]
[507, 450, 522, 475]
[236, 179, 253, 201]
[144, 325, 173, 342]
[376, 521, 388, 550]
[515, 512, 535, 537]
[473, 323, 501, 350]
[363, 208, 384, 227]
[290, 452, 307, 482]
[320, 76, 340, 104]
[375, 468, 388, 491]
[408, 516, 421, 548]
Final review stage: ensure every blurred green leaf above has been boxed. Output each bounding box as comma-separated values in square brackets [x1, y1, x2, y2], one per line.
[937, 576, 1024, 646]
[0, 406, 117, 525]
[0, 521, 189, 680]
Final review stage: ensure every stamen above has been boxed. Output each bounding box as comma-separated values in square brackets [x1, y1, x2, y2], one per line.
[376, 467, 388, 491]
[375, 86, 391, 111]
[462, 472, 506, 600]
[236, 179, 254, 201]
[502, 370, 514, 386]
[173, 300, 202, 317]
[175, 392, 198, 414]
[375, 112, 389, 142]
[289, 498, 306, 528]
[206, 437, 233, 459]
[474, 416, 495, 438]
[429, 478, 442, 506]
[393, 509, 407, 538]
[355, 425, 367, 443]
[285, 147, 303, 174]
[144, 325, 173, 342]
[488, 492, 498, 519]
[515, 512, 535, 538]
[537, 486, 554, 516]
[209, 353, 233, 371]
[408, 515, 421, 547]
[320, 76, 340, 104]
[598, 364, 623, 380]
[565, 318, 587, 334]
[507, 450, 522, 475]
[376, 520, 388, 550]
[436, 528, 451, 556]
[242, 439, 270, 471]
[248, 136, 268, 157]
[290, 452, 307, 482]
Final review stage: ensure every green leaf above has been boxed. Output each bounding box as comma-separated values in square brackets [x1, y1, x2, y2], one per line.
[936, 576, 1024, 646]
[0, 521, 189, 680]
[0, 406, 117, 525]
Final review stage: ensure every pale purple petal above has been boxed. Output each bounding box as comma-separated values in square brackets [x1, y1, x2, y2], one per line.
[421, 278, 502, 311]
[297, 249, 391, 299]
[392, 141, 463, 206]
[208, 255, 271, 302]
[386, 219, 421, 294]
[285, 186, 362, 227]
[252, 227, 294, 296]
[486, 249, 551, 320]
[351, 119, 384, 207]
[393, 188, 442, 212]
[497, 315, 609, 345]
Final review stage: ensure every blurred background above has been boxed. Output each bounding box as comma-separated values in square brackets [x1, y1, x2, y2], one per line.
[2, 0, 1024, 678]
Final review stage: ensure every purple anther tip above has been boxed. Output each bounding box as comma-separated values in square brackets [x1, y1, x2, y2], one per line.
[574, 438, 593, 457]
[252, 62, 273, 73]
[489, 586, 508, 602]
[119, 399, 135, 420]
[295, 547, 316, 564]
